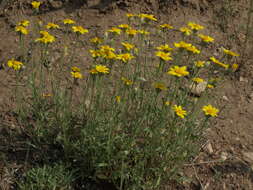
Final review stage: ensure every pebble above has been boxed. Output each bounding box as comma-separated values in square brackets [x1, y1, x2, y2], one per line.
[221, 152, 228, 161]
[239, 76, 248, 82]
[190, 81, 207, 96]
[242, 152, 253, 164]
[206, 142, 214, 154]
[222, 95, 229, 101]
[49, 0, 63, 9]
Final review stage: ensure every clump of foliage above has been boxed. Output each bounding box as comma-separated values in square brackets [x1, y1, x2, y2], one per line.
[7, 4, 240, 189]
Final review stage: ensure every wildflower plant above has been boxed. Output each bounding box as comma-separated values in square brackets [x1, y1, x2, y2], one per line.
[8, 13, 239, 190]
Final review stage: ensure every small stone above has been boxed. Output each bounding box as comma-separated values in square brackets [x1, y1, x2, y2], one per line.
[49, 0, 63, 9]
[206, 142, 214, 154]
[77, 10, 82, 18]
[221, 152, 228, 161]
[84, 99, 91, 108]
[50, 52, 61, 63]
[222, 95, 229, 101]
[239, 76, 248, 82]
[190, 81, 207, 96]
[249, 92, 253, 101]
[242, 152, 253, 164]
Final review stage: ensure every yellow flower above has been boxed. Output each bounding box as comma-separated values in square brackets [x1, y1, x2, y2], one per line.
[167, 66, 189, 77]
[232, 63, 239, 71]
[102, 51, 117, 60]
[35, 31, 55, 44]
[89, 49, 102, 58]
[118, 24, 130, 29]
[46, 22, 60, 29]
[90, 37, 103, 44]
[194, 61, 205, 67]
[198, 34, 214, 43]
[223, 48, 239, 57]
[207, 84, 214, 89]
[71, 71, 82, 79]
[159, 24, 174, 30]
[89, 69, 98, 74]
[71, 66, 82, 79]
[187, 22, 204, 31]
[202, 104, 219, 117]
[71, 66, 81, 72]
[108, 27, 121, 35]
[100, 45, 115, 52]
[156, 44, 173, 52]
[179, 27, 192, 36]
[164, 101, 170, 106]
[63, 19, 75, 25]
[192, 77, 204, 83]
[138, 30, 150, 35]
[173, 105, 187, 119]
[174, 41, 192, 49]
[72, 26, 88, 34]
[121, 42, 135, 51]
[31, 1, 41, 9]
[126, 28, 138, 37]
[186, 45, 201, 54]
[39, 30, 50, 36]
[99, 46, 116, 59]
[210, 56, 229, 69]
[7, 59, 23, 71]
[139, 13, 157, 21]
[94, 65, 110, 74]
[126, 13, 136, 18]
[174, 41, 200, 54]
[42, 93, 52, 97]
[18, 20, 30, 27]
[38, 20, 43, 27]
[117, 53, 135, 63]
[121, 77, 133, 85]
[153, 82, 168, 91]
[155, 51, 173, 61]
[115, 96, 121, 103]
[15, 26, 29, 35]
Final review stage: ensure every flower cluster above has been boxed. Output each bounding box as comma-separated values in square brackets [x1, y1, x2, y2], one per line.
[89, 44, 135, 63]
[90, 65, 110, 74]
[71, 66, 82, 79]
[46, 22, 60, 30]
[7, 59, 24, 71]
[35, 31, 55, 44]
[15, 20, 30, 35]
[174, 41, 200, 54]
[72, 26, 89, 35]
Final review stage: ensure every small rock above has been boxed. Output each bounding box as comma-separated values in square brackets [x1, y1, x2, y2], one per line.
[249, 92, 253, 102]
[49, 0, 63, 9]
[50, 52, 61, 63]
[242, 152, 253, 164]
[84, 99, 91, 108]
[239, 76, 248, 82]
[221, 152, 228, 161]
[206, 142, 214, 154]
[222, 95, 229, 101]
[190, 81, 207, 96]
[77, 10, 82, 18]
